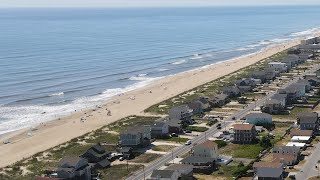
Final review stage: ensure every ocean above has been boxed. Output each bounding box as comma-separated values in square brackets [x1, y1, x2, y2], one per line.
[0, 6, 319, 134]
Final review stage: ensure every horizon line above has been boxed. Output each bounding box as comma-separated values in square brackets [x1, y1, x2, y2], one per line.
[1, 4, 320, 8]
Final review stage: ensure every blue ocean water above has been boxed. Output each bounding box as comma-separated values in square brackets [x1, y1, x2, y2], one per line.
[0, 6, 319, 134]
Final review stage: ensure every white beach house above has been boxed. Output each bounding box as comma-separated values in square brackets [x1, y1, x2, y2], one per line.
[268, 62, 288, 73]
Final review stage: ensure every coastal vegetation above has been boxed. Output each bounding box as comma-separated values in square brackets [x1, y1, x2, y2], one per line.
[145, 51, 289, 115]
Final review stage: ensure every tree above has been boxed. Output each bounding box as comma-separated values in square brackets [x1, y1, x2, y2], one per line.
[260, 136, 272, 148]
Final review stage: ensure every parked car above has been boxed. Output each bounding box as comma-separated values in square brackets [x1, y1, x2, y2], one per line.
[216, 123, 221, 127]
[185, 140, 192, 145]
[217, 126, 222, 129]
[184, 130, 192, 133]
[171, 133, 178, 137]
[119, 157, 124, 161]
[223, 131, 229, 135]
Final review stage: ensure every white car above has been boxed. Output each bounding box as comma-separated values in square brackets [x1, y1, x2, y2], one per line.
[185, 140, 192, 145]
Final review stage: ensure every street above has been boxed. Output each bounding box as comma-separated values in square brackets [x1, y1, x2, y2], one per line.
[296, 143, 320, 180]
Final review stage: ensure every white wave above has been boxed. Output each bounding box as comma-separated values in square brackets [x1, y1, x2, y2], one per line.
[171, 59, 186, 65]
[129, 74, 153, 81]
[138, 73, 147, 77]
[0, 75, 164, 135]
[269, 38, 290, 43]
[189, 54, 203, 60]
[236, 47, 255, 51]
[290, 27, 320, 37]
[258, 40, 272, 45]
[158, 68, 169, 72]
[49, 92, 64, 96]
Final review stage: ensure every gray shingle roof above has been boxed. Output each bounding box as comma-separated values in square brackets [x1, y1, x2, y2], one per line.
[121, 126, 151, 135]
[246, 113, 272, 119]
[271, 93, 287, 101]
[181, 156, 215, 164]
[165, 164, 193, 171]
[298, 112, 318, 124]
[58, 157, 84, 168]
[150, 170, 175, 178]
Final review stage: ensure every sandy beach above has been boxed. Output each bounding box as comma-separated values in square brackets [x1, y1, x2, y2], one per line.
[0, 38, 305, 168]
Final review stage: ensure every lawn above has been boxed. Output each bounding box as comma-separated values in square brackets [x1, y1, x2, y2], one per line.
[185, 126, 209, 132]
[130, 153, 162, 163]
[152, 145, 177, 152]
[160, 137, 189, 143]
[98, 164, 143, 180]
[214, 140, 228, 148]
[273, 107, 312, 120]
[218, 143, 263, 159]
[211, 161, 252, 179]
[107, 115, 160, 132]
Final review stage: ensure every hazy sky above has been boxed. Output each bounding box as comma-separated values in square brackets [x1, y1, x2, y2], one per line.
[0, 0, 320, 8]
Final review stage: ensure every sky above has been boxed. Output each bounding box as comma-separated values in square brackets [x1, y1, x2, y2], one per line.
[0, 0, 320, 8]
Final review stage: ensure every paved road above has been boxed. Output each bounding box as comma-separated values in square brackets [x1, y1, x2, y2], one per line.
[296, 143, 320, 180]
[127, 64, 320, 180]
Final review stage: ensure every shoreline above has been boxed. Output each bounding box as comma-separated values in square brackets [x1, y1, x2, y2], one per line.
[0, 36, 309, 168]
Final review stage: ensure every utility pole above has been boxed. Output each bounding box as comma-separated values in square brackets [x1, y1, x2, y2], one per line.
[143, 165, 145, 180]
[126, 159, 129, 171]
[172, 151, 174, 164]
[317, 160, 320, 177]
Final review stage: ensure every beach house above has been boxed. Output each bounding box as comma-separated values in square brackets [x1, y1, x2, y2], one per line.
[245, 112, 272, 125]
[268, 62, 288, 73]
[251, 71, 267, 83]
[253, 162, 284, 180]
[150, 121, 169, 138]
[193, 140, 218, 159]
[272, 146, 301, 159]
[297, 79, 312, 92]
[262, 94, 287, 114]
[209, 94, 229, 107]
[297, 112, 319, 131]
[180, 156, 215, 174]
[264, 68, 277, 80]
[165, 118, 183, 133]
[119, 126, 151, 147]
[181, 140, 218, 174]
[222, 86, 241, 97]
[165, 164, 193, 177]
[57, 157, 91, 180]
[187, 101, 204, 114]
[290, 129, 313, 137]
[272, 154, 297, 166]
[148, 170, 180, 180]
[233, 124, 257, 144]
[81, 144, 111, 168]
[169, 105, 193, 124]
